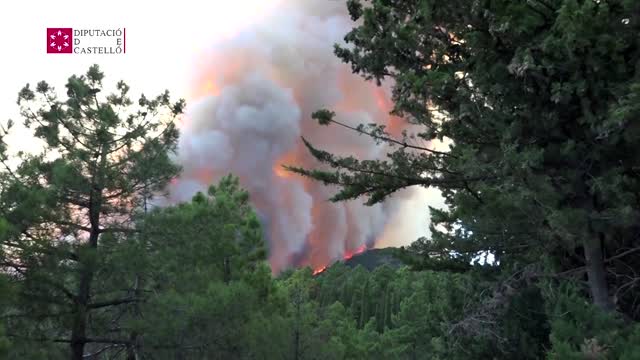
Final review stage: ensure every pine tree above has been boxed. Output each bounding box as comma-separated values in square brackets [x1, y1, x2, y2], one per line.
[118, 175, 268, 358]
[288, 0, 640, 315]
[359, 278, 369, 329]
[0, 65, 183, 359]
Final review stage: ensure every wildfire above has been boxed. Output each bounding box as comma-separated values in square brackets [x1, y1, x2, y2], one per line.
[190, 68, 221, 99]
[312, 266, 327, 276]
[273, 165, 289, 178]
[170, 0, 432, 274]
[373, 87, 404, 138]
[343, 244, 367, 261]
[312, 245, 367, 275]
[273, 152, 299, 179]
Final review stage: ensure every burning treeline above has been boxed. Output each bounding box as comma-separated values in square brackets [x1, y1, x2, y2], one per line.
[170, 0, 439, 273]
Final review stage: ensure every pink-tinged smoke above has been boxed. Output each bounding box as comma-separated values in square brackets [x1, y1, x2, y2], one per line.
[169, 0, 444, 273]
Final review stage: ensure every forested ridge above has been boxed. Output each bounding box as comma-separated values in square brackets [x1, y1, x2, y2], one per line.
[2, 0, 640, 359]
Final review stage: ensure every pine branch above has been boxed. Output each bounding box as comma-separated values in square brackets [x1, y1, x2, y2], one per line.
[315, 111, 454, 157]
[88, 297, 142, 309]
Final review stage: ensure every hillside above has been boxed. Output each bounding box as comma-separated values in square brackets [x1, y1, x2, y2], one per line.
[341, 247, 406, 271]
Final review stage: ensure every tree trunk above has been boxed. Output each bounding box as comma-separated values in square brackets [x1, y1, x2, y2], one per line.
[128, 193, 149, 360]
[383, 288, 391, 331]
[69, 301, 87, 360]
[223, 256, 231, 284]
[126, 276, 141, 360]
[71, 150, 105, 360]
[293, 328, 300, 360]
[293, 290, 301, 360]
[127, 262, 145, 359]
[126, 332, 139, 360]
[359, 280, 368, 328]
[70, 228, 99, 360]
[411, 341, 417, 360]
[583, 233, 615, 312]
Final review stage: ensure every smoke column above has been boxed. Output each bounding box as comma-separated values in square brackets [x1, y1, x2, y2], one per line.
[170, 0, 445, 273]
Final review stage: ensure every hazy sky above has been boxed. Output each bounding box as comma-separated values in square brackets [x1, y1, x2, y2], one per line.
[0, 0, 280, 151]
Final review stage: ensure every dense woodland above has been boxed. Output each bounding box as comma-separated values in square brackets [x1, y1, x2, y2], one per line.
[1, 0, 640, 359]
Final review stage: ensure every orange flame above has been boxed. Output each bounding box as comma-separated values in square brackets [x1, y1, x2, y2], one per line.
[190, 65, 221, 100]
[374, 87, 404, 138]
[312, 266, 327, 276]
[273, 151, 299, 179]
[343, 244, 367, 261]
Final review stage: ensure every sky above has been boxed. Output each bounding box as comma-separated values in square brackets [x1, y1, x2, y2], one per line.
[0, 0, 281, 149]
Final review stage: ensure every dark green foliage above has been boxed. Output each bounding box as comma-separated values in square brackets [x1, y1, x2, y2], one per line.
[0, 273, 13, 357]
[142, 175, 266, 286]
[285, 0, 640, 358]
[542, 280, 640, 360]
[289, 0, 640, 321]
[273, 260, 640, 359]
[341, 247, 406, 271]
[127, 175, 272, 358]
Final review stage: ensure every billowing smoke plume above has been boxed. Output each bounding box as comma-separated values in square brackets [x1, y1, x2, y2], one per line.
[170, 0, 444, 273]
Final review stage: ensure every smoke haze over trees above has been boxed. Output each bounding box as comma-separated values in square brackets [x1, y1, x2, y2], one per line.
[172, 0, 446, 273]
[1, 0, 640, 359]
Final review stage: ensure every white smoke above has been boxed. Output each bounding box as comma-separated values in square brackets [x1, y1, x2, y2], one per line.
[170, 0, 443, 272]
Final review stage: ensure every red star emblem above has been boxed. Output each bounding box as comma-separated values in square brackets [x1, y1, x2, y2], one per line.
[47, 28, 73, 54]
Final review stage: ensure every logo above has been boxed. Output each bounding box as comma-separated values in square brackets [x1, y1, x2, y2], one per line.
[46, 27, 126, 55]
[47, 28, 73, 53]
